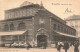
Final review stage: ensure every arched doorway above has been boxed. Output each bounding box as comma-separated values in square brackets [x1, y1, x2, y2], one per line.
[37, 35, 47, 47]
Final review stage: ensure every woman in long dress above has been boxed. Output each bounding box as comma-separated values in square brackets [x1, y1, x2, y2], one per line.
[74, 41, 79, 52]
[57, 42, 63, 52]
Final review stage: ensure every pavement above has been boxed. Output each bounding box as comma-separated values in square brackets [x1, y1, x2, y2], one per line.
[0, 46, 80, 52]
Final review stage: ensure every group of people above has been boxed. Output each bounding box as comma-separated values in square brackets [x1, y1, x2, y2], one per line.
[25, 41, 79, 52]
[26, 41, 47, 49]
[26, 42, 37, 50]
[57, 41, 79, 52]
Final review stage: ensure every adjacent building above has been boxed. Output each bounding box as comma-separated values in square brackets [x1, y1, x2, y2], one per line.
[66, 15, 80, 43]
[0, 1, 78, 47]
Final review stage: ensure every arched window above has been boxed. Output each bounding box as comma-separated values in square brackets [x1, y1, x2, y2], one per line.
[69, 30, 70, 34]
[18, 22, 26, 30]
[58, 25, 60, 31]
[61, 26, 63, 32]
[4, 24, 9, 31]
[64, 28, 66, 33]
[66, 29, 68, 34]
[60, 25, 62, 32]
[10, 24, 14, 31]
[65, 28, 68, 33]
[54, 24, 56, 30]
[68, 29, 70, 34]
[65, 28, 67, 33]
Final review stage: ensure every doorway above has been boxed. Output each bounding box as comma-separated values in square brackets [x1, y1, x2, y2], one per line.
[37, 35, 47, 47]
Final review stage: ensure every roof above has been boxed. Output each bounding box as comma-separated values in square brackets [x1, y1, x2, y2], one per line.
[3, 5, 66, 24]
[66, 15, 80, 21]
[55, 31, 78, 38]
[36, 9, 66, 24]
[0, 16, 32, 22]
[3, 1, 66, 24]
[45, 10, 66, 24]
[0, 31, 26, 36]
[5, 4, 40, 12]
[4, 4, 41, 20]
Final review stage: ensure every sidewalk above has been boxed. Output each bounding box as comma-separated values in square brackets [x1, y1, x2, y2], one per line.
[0, 46, 80, 52]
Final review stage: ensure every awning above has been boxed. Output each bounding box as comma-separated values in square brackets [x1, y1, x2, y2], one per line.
[54, 31, 78, 38]
[0, 31, 27, 36]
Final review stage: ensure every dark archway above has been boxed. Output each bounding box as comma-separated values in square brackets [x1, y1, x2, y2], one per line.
[37, 35, 47, 47]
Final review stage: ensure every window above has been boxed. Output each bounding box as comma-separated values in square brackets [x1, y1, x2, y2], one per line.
[64, 28, 66, 33]
[18, 22, 26, 30]
[58, 25, 60, 31]
[66, 29, 68, 34]
[69, 29, 70, 34]
[72, 30, 76, 35]
[71, 30, 73, 35]
[10, 24, 14, 31]
[60, 26, 62, 32]
[4, 24, 9, 31]
[65, 28, 67, 33]
[68, 29, 69, 34]
[61, 26, 63, 32]
[54, 24, 56, 30]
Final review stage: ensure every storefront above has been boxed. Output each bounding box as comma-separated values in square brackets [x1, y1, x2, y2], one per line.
[52, 31, 78, 43]
[0, 31, 28, 46]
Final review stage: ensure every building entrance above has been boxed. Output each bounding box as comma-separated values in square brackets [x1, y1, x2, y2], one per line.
[37, 35, 47, 48]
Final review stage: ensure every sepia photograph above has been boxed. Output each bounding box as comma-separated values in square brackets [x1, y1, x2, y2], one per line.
[0, 0, 80, 52]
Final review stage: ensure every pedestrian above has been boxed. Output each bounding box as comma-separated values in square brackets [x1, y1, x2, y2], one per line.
[57, 42, 63, 52]
[63, 41, 69, 52]
[26, 43, 29, 50]
[74, 41, 79, 52]
[27, 43, 32, 50]
[55, 41, 58, 48]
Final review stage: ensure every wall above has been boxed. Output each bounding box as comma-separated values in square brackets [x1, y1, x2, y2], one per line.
[5, 6, 38, 20]
[33, 9, 51, 46]
[0, 18, 34, 42]
[66, 20, 80, 37]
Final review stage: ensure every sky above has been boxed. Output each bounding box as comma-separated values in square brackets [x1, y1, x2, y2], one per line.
[0, 0, 80, 20]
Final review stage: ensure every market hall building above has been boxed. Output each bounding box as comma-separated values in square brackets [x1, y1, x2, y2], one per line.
[0, 1, 78, 47]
